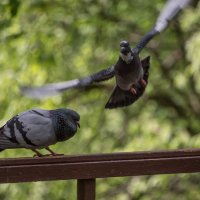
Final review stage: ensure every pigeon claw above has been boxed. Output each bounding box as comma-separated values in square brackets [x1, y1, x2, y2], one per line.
[130, 87, 137, 95]
[32, 147, 64, 157]
[140, 79, 147, 87]
[49, 153, 64, 156]
[33, 154, 47, 157]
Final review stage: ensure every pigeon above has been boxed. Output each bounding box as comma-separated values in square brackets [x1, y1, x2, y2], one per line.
[105, 41, 150, 108]
[0, 108, 80, 156]
[21, 41, 150, 109]
[21, 0, 192, 108]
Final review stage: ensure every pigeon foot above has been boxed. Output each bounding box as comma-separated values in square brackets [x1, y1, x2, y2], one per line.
[32, 149, 44, 157]
[45, 147, 64, 156]
[130, 87, 137, 95]
[140, 78, 147, 87]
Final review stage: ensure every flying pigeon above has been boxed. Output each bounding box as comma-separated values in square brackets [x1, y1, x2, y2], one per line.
[21, 0, 192, 108]
[105, 41, 150, 108]
[0, 108, 80, 156]
[22, 41, 150, 109]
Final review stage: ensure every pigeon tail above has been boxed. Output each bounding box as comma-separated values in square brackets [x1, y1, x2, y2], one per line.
[105, 86, 136, 109]
[0, 127, 5, 151]
[0, 127, 20, 150]
[141, 56, 150, 81]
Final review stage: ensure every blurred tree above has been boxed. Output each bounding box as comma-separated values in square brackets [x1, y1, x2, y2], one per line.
[0, 0, 199, 200]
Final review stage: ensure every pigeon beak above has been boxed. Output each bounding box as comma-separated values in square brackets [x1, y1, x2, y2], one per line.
[120, 47, 129, 55]
[120, 46, 132, 55]
[76, 121, 80, 128]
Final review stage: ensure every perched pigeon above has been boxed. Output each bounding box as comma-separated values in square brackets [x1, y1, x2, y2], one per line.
[21, 0, 192, 108]
[0, 108, 80, 156]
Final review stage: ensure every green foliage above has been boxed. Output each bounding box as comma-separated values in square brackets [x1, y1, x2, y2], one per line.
[0, 0, 200, 199]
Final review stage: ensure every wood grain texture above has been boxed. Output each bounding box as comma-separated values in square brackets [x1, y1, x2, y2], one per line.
[0, 148, 200, 183]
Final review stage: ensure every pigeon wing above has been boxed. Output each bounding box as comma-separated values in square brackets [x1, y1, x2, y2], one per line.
[21, 66, 115, 99]
[17, 109, 56, 148]
[133, 0, 192, 54]
[0, 109, 56, 150]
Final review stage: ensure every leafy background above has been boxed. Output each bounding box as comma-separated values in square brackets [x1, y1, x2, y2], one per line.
[0, 0, 200, 199]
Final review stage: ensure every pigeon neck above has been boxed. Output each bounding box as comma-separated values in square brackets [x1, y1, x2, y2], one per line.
[120, 52, 133, 64]
[50, 111, 74, 141]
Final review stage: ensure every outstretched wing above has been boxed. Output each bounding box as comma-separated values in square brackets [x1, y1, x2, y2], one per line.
[105, 56, 150, 109]
[21, 66, 115, 99]
[133, 0, 192, 54]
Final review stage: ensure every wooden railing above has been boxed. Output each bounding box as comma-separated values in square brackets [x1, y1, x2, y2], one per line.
[1, 148, 200, 200]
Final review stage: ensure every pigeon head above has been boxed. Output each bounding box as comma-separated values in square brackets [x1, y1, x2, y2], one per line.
[51, 108, 80, 141]
[119, 40, 133, 64]
[57, 108, 80, 127]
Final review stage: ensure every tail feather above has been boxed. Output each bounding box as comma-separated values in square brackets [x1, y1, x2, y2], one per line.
[141, 56, 150, 84]
[0, 127, 20, 150]
[0, 136, 20, 149]
[105, 86, 142, 109]
[0, 127, 5, 151]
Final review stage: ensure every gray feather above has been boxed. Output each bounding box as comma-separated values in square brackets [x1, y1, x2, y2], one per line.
[155, 0, 192, 32]
[0, 132, 20, 150]
[134, 0, 192, 53]
[21, 66, 114, 99]
[21, 79, 80, 99]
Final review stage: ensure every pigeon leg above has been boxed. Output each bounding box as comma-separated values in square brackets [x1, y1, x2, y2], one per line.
[45, 147, 64, 156]
[130, 87, 137, 95]
[140, 79, 147, 87]
[32, 149, 43, 157]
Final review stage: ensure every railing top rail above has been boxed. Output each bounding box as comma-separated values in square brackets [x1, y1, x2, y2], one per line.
[1, 148, 200, 184]
[1, 148, 200, 166]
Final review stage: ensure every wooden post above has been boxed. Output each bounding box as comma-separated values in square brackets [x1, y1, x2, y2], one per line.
[77, 179, 96, 200]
